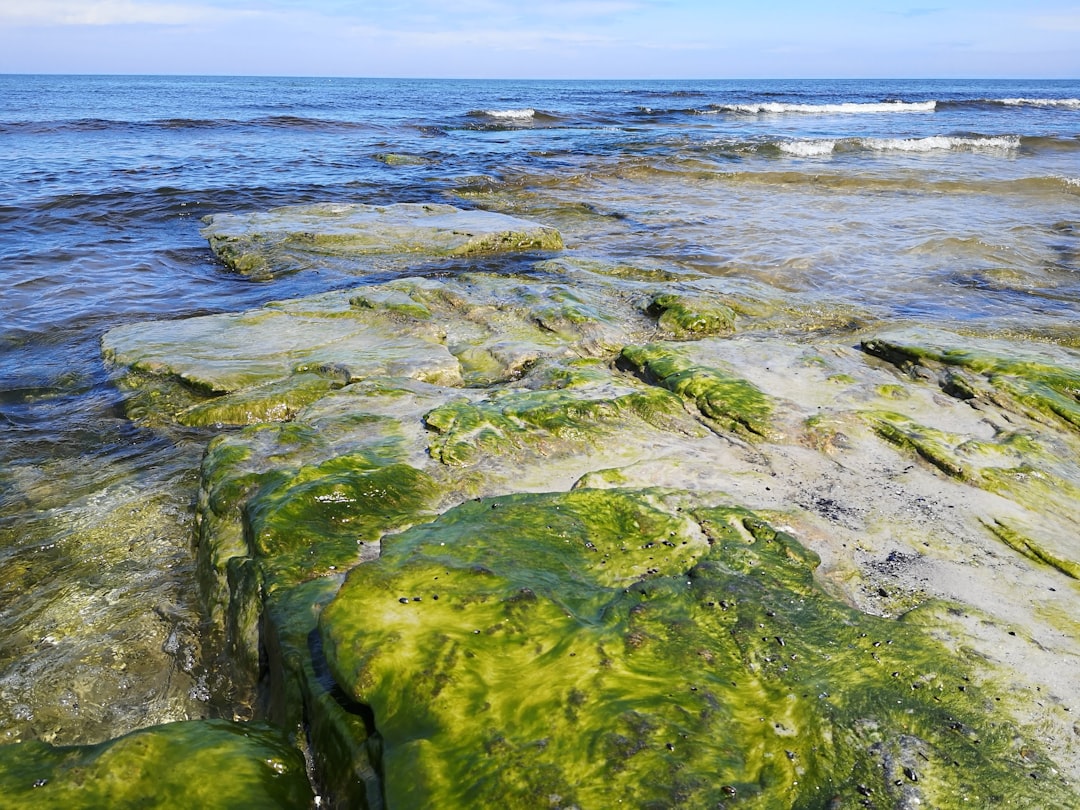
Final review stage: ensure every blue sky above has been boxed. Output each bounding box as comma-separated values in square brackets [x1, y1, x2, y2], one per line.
[0, 0, 1076, 78]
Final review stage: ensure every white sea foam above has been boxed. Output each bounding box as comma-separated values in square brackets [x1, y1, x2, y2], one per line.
[998, 98, 1080, 109]
[862, 135, 1021, 153]
[779, 139, 837, 157]
[484, 108, 537, 119]
[716, 101, 936, 115]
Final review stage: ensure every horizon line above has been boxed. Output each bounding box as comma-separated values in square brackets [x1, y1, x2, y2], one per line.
[2, 71, 1078, 82]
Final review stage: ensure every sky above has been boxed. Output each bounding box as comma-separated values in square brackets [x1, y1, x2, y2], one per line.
[0, 0, 1077, 79]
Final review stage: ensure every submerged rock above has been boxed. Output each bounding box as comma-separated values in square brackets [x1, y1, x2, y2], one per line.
[0, 719, 312, 808]
[201, 202, 564, 278]
[0, 477, 208, 748]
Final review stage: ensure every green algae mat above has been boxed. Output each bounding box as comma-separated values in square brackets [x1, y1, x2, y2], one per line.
[0, 720, 312, 808]
[319, 487, 1067, 808]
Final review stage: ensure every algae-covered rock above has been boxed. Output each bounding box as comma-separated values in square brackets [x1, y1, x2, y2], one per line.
[867, 412, 972, 480]
[423, 378, 688, 467]
[102, 292, 461, 397]
[646, 291, 736, 338]
[320, 488, 1068, 808]
[102, 273, 655, 427]
[862, 330, 1080, 433]
[194, 412, 440, 700]
[94, 258, 1080, 809]
[860, 330, 1080, 580]
[0, 719, 312, 808]
[201, 202, 564, 278]
[0, 478, 208, 748]
[178, 372, 343, 427]
[984, 518, 1080, 580]
[373, 152, 430, 166]
[620, 343, 772, 437]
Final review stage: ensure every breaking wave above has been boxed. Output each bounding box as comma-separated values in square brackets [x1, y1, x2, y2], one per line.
[779, 140, 837, 157]
[774, 134, 1022, 157]
[708, 100, 937, 115]
[862, 135, 1021, 153]
[475, 108, 538, 120]
[996, 98, 1080, 110]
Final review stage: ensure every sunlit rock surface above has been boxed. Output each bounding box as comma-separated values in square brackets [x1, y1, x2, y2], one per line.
[201, 203, 565, 279]
[87, 205, 1080, 806]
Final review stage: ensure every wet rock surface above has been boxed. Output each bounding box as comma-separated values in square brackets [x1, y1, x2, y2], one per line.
[201, 203, 565, 279]
[0, 719, 311, 808]
[322, 488, 1071, 807]
[46, 202, 1080, 805]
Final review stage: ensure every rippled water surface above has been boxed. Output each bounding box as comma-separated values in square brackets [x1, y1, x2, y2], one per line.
[1, 75, 1078, 744]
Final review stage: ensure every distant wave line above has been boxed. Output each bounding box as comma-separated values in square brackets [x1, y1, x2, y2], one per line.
[707, 100, 938, 115]
[776, 134, 1022, 156]
[0, 115, 377, 134]
[996, 98, 1080, 109]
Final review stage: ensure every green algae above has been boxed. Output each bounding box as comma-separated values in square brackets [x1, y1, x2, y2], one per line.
[646, 292, 736, 338]
[320, 488, 1070, 808]
[862, 333, 1080, 433]
[423, 385, 686, 467]
[984, 519, 1080, 580]
[178, 372, 342, 427]
[245, 456, 439, 594]
[261, 578, 384, 809]
[620, 343, 772, 438]
[866, 412, 970, 480]
[0, 719, 312, 808]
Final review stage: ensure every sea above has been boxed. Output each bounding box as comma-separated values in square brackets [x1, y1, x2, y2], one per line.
[1, 75, 1078, 746]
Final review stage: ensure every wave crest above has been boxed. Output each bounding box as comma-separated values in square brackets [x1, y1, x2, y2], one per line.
[864, 135, 1021, 153]
[997, 98, 1080, 110]
[711, 100, 937, 115]
[473, 108, 537, 119]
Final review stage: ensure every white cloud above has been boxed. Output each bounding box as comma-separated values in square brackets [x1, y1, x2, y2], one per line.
[531, 1, 646, 18]
[1029, 12, 1080, 31]
[0, 0, 215, 26]
[344, 21, 618, 52]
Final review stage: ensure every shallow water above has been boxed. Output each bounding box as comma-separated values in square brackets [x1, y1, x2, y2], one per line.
[0, 75, 1078, 745]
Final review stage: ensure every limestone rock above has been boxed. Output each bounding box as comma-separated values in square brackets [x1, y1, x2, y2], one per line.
[201, 202, 564, 278]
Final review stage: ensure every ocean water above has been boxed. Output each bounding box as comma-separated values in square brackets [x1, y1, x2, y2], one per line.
[1, 75, 1078, 744]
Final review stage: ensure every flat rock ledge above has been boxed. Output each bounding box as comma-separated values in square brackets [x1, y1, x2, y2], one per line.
[78, 209, 1080, 808]
[201, 202, 565, 278]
